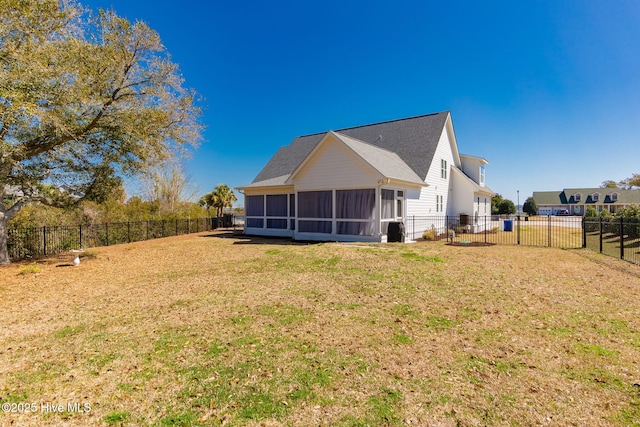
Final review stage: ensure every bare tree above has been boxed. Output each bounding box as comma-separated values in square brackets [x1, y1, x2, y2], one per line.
[143, 161, 197, 215]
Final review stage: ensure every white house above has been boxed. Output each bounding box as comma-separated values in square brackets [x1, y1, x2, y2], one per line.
[237, 111, 494, 242]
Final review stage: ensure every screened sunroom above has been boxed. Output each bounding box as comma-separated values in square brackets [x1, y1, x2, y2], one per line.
[239, 130, 427, 242]
[242, 185, 412, 242]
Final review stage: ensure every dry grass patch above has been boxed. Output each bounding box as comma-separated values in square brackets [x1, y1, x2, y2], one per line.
[1, 232, 640, 426]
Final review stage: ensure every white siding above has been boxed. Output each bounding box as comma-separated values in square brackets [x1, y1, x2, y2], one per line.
[460, 157, 479, 183]
[292, 136, 381, 191]
[449, 171, 474, 215]
[460, 156, 488, 189]
[406, 126, 455, 217]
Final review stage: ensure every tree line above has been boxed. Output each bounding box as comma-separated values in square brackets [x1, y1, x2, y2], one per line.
[8, 179, 239, 230]
[601, 174, 640, 190]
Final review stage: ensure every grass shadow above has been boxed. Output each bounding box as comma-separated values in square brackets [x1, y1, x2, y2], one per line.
[198, 232, 318, 246]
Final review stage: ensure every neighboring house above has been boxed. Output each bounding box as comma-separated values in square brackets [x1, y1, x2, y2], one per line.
[532, 188, 640, 216]
[237, 111, 494, 242]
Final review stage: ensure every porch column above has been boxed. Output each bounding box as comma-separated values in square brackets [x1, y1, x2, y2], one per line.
[375, 186, 381, 237]
[332, 190, 336, 235]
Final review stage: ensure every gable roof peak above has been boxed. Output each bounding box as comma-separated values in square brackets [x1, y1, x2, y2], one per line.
[285, 130, 425, 187]
[250, 111, 452, 184]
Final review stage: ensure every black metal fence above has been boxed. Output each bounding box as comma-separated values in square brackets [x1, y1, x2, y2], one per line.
[584, 217, 640, 265]
[9, 214, 639, 266]
[6, 216, 236, 261]
[406, 215, 585, 249]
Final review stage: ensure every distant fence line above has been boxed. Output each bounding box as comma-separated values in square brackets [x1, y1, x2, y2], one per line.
[8, 214, 639, 266]
[583, 216, 640, 265]
[7, 216, 238, 261]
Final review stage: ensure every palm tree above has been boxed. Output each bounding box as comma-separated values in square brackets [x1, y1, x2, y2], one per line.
[200, 185, 237, 218]
[198, 192, 218, 217]
[212, 184, 237, 217]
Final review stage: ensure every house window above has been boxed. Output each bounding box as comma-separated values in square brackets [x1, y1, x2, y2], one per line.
[266, 219, 287, 229]
[441, 159, 447, 179]
[436, 195, 444, 213]
[298, 220, 332, 233]
[266, 195, 288, 229]
[574, 193, 582, 202]
[298, 190, 332, 233]
[336, 189, 375, 236]
[246, 195, 264, 217]
[246, 195, 265, 228]
[484, 198, 487, 213]
[611, 192, 619, 201]
[396, 191, 404, 219]
[381, 189, 394, 219]
[336, 189, 375, 219]
[592, 193, 600, 202]
[298, 191, 332, 218]
[479, 165, 485, 185]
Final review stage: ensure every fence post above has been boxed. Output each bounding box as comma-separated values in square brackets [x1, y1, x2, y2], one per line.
[620, 216, 624, 260]
[484, 215, 487, 244]
[412, 215, 415, 241]
[127, 222, 131, 243]
[175, 218, 178, 236]
[43, 226, 47, 256]
[582, 217, 586, 248]
[517, 215, 521, 245]
[146, 221, 149, 241]
[599, 217, 603, 253]
[548, 215, 552, 247]
[79, 224, 83, 249]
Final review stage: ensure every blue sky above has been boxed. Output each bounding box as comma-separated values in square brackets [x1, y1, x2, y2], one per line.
[83, 0, 640, 205]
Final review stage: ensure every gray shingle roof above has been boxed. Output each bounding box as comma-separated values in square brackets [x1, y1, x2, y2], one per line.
[251, 111, 450, 185]
[331, 132, 425, 185]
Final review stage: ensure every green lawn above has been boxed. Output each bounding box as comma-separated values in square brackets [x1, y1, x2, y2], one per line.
[1, 233, 640, 426]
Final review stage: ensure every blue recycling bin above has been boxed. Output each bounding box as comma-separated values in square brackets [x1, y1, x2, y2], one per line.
[504, 219, 513, 232]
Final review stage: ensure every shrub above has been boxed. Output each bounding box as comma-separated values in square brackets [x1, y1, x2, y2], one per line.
[18, 263, 41, 275]
[585, 206, 598, 217]
[422, 226, 437, 241]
